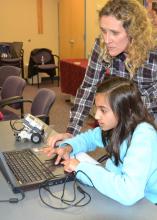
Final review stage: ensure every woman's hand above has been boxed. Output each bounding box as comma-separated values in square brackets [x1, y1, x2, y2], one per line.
[48, 132, 73, 147]
[43, 133, 73, 157]
[61, 158, 80, 173]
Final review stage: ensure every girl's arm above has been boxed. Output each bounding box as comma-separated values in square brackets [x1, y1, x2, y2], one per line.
[60, 127, 104, 156]
[74, 123, 157, 206]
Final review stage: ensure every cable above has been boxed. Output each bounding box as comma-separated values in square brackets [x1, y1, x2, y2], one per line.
[97, 154, 109, 163]
[0, 198, 19, 203]
[39, 173, 91, 209]
[10, 119, 24, 132]
[60, 177, 91, 207]
[0, 189, 25, 204]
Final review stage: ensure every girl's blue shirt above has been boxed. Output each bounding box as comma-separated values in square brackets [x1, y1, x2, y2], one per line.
[60, 122, 157, 206]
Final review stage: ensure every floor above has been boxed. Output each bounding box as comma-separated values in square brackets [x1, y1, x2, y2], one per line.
[23, 78, 95, 133]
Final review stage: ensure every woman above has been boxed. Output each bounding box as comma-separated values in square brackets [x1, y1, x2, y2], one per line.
[51, 77, 157, 206]
[48, 0, 157, 149]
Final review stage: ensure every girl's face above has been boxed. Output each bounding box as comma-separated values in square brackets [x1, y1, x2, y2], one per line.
[100, 15, 130, 56]
[95, 93, 118, 131]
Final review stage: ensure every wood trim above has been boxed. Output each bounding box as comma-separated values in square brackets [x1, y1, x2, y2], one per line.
[37, 0, 43, 34]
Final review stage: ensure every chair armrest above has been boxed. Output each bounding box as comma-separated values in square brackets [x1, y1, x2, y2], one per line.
[0, 97, 33, 108]
[1, 57, 22, 62]
[53, 54, 60, 59]
[0, 96, 23, 107]
[35, 114, 49, 125]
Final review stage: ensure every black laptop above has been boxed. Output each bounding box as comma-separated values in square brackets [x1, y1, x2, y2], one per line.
[0, 148, 74, 193]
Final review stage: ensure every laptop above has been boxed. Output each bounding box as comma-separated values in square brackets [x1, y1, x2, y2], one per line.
[0, 148, 74, 193]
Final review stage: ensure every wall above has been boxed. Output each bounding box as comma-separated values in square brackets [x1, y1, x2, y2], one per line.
[0, 0, 59, 75]
[85, 0, 108, 57]
[0, 0, 108, 70]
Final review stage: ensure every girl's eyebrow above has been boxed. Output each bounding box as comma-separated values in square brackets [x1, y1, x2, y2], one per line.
[97, 105, 110, 110]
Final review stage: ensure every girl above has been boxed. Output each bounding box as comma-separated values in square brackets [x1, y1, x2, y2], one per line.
[51, 77, 157, 206]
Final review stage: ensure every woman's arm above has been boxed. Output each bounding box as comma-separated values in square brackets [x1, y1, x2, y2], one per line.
[66, 38, 105, 136]
[134, 50, 157, 117]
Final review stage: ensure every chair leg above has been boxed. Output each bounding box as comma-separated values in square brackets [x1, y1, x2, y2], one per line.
[37, 73, 40, 88]
[57, 76, 59, 87]
[57, 67, 60, 87]
[46, 116, 49, 125]
[21, 61, 24, 79]
[20, 102, 24, 118]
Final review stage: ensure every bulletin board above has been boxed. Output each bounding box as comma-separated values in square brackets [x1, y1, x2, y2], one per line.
[138, 0, 144, 5]
[144, 0, 157, 27]
[144, 0, 157, 9]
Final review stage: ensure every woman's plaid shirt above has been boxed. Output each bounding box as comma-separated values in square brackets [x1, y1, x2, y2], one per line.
[66, 38, 157, 135]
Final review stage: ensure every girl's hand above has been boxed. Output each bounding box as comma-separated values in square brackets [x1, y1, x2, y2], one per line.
[61, 158, 80, 172]
[42, 144, 72, 164]
[53, 145, 73, 165]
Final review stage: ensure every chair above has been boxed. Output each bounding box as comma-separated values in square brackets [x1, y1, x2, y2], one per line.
[23, 88, 56, 124]
[0, 42, 24, 78]
[0, 76, 26, 121]
[0, 88, 56, 125]
[0, 65, 21, 87]
[28, 48, 60, 88]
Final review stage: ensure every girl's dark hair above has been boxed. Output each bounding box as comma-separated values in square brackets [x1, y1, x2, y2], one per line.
[97, 76, 156, 166]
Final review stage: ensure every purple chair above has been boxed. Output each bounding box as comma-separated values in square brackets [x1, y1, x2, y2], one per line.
[25, 88, 56, 124]
[0, 87, 56, 125]
[0, 65, 21, 87]
[0, 76, 26, 120]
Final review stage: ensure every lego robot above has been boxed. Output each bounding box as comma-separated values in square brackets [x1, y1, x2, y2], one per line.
[14, 114, 47, 144]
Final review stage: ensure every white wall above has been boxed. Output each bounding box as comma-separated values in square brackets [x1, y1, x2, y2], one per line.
[0, 0, 109, 74]
[0, 0, 59, 70]
[86, 0, 108, 57]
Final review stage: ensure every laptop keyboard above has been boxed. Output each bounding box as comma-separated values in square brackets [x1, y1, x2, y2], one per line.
[0, 148, 74, 193]
[3, 149, 54, 184]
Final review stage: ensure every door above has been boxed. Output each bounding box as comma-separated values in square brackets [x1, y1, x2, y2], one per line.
[58, 0, 85, 59]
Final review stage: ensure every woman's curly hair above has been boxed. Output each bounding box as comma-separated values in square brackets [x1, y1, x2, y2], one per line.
[99, 0, 157, 74]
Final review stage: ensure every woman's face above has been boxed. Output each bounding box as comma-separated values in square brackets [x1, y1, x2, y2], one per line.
[100, 15, 130, 56]
[95, 93, 118, 131]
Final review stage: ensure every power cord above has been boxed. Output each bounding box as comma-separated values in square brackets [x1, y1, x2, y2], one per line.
[0, 198, 20, 204]
[39, 172, 92, 209]
[0, 189, 25, 204]
[10, 119, 24, 132]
